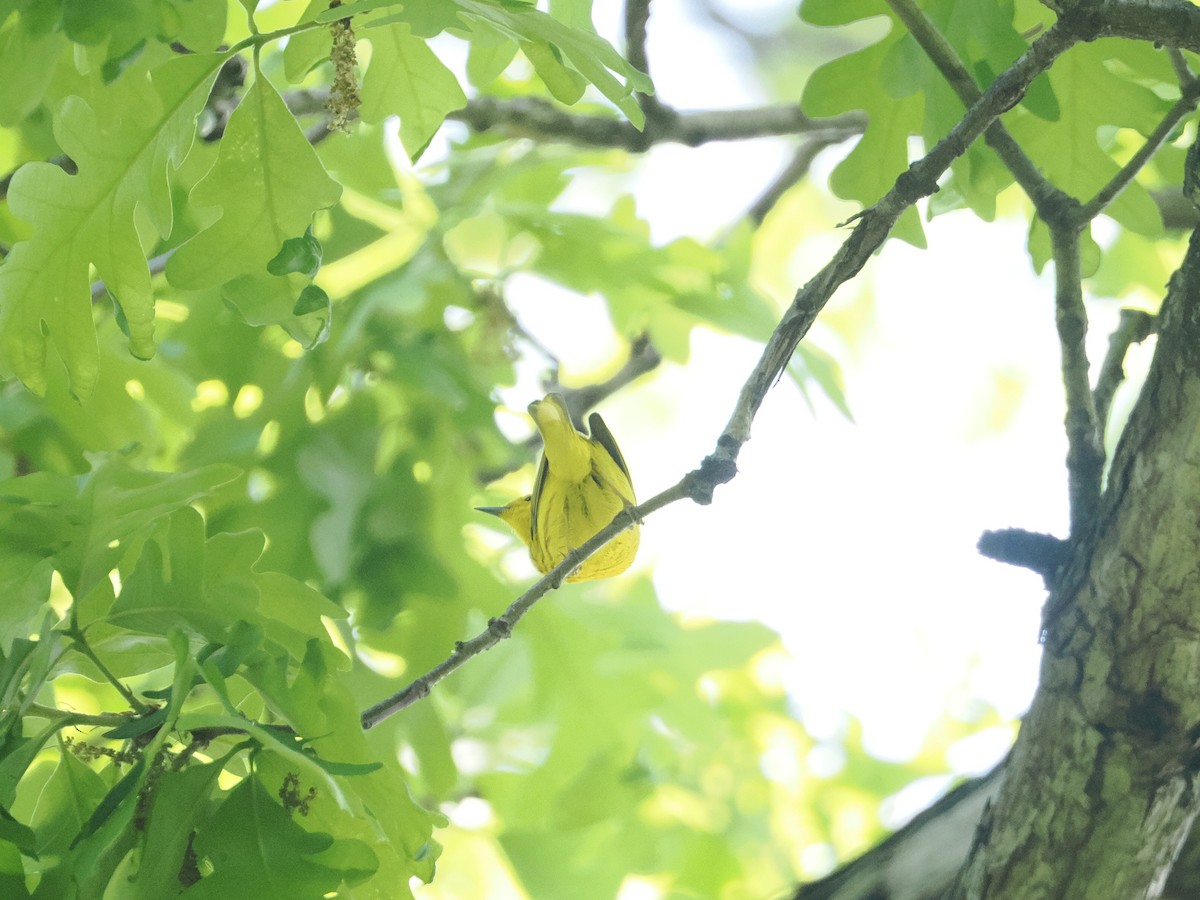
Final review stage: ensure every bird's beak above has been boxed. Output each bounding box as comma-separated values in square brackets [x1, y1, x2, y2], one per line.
[475, 506, 507, 517]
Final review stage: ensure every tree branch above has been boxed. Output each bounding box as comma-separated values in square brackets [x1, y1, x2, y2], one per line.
[1042, 0, 1200, 54]
[1078, 77, 1200, 221]
[884, 0, 1062, 215]
[361, 20, 1082, 728]
[745, 132, 848, 225]
[447, 95, 864, 151]
[553, 334, 663, 430]
[1092, 307, 1156, 434]
[623, 0, 670, 127]
[977, 528, 1071, 582]
[1048, 219, 1104, 537]
[361, 478, 695, 729]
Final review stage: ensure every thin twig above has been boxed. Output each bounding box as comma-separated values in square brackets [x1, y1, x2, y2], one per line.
[1092, 308, 1156, 435]
[65, 627, 152, 715]
[1168, 47, 1196, 88]
[885, 0, 1061, 213]
[718, 22, 1078, 454]
[623, 0, 669, 126]
[1078, 79, 1200, 221]
[745, 132, 848, 225]
[362, 479, 693, 728]
[554, 335, 663, 430]
[447, 95, 864, 151]
[23, 703, 134, 729]
[90, 250, 175, 302]
[361, 20, 1082, 728]
[1049, 221, 1104, 536]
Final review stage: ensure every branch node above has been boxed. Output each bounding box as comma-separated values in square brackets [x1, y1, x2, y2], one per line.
[687, 453, 738, 505]
[487, 617, 513, 639]
[1060, 5, 1105, 43]
[977, 527, 1071, 582]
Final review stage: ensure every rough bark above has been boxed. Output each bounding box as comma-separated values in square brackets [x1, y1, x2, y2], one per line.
[950, 223, 1200, 898]
[795, 220, 1200, 900]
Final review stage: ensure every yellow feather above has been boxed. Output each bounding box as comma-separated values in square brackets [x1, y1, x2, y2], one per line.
[480, 393, 639, 582]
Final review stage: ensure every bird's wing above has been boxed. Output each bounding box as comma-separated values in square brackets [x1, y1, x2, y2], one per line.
[529, 453, 551, 540]
[587, 412, 632, 481]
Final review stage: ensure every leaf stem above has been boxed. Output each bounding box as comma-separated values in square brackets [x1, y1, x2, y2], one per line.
[229, 19, 323, 55]
[1078, 81, 1200, 221]
[23, 703, 133, 729]
[63, 625, 151, 715]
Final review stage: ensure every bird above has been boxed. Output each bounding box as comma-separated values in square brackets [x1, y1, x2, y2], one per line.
[478, 393, 639, 582]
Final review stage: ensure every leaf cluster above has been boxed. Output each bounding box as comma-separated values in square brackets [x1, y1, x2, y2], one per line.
[0, 0, 1196, 896]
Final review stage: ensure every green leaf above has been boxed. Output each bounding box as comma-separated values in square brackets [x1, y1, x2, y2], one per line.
[267, 228, 324, 278]
[184, 777, 357, 899]
[202, 620, 266, 678]
[0, 52, 224, 397]
[360, 23, 468, 159]
[0, 804, 37, 858]
[521, 38, 588, 105]
[800, 0, 888, 25]
[337, 0, 651, 126]
[465, 25, 519, 87]
[793, 343, 853, 421]
[0, 14, 67, 126]
[0, 555, 52, 653]
[221, 272, 332, 349]
[253, 573, 347, 662]
[1008, 42, 1169, 236]
[454, 0, 652, 128]
[803, 28, 926, 247]
[70, 757, 144, 850]
[28, 751, 108, 856]
[57, 460, 241, 603]
[101, 707, 167, 740]
[126, 762, 223, 899]
[166, 66, 342, 290]
[313, 0, 473, 35]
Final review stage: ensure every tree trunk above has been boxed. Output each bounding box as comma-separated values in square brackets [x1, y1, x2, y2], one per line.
[796, 214, 1200, 900]
[949, 221, 1200, 897]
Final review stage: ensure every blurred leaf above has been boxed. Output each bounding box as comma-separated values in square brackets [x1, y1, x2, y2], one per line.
[60, 460, 240, 603]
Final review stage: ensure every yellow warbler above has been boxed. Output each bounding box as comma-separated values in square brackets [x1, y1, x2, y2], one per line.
[478, 393, 639, 582]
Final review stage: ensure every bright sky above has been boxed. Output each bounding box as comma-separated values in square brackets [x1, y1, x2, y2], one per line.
[479, 0, 1159, 784]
